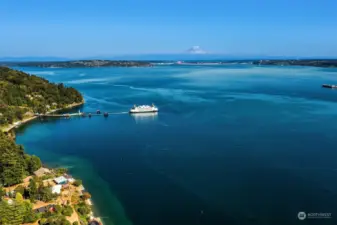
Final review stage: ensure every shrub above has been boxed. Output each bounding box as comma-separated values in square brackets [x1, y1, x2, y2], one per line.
[73, 179, 82, 187]
[62, 205, 74, 217]
[82, 192, 91, 200]
[14, 185, 25, 195]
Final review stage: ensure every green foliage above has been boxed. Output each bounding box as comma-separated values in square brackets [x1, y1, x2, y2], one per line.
[73, 179, 82, 187]
[72, 222, 79, 225]
[38, 185, 55, 202]
[61, 205, 73, 217]
[25, 154, 42, 173]
[0, 132, 25, 186]
[28, 178, 37, 201]
[53, 204, 62, 214]
[54, 168, 68, 177]
[14, 185, 25, 195]
[0, 199, 35, 225]
[0, 187, 4, 199]
[75, 202, 91, 217]
[15, 192, 23, 202]
[39, 214, 71, 225]
[0, 66, 83, 126]
[41, 174, 54, 180]
[23, 211, 39, 223]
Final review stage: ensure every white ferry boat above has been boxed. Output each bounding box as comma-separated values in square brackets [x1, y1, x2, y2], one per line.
[129, 104, 158, 113]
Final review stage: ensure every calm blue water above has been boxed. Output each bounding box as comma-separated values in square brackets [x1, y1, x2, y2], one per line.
[15, 65, 337, 225]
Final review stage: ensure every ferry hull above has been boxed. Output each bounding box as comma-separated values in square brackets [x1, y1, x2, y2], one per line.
[129, 109, 158, 113]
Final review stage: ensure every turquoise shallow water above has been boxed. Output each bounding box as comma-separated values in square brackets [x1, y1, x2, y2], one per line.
[15, 65, 337, 225]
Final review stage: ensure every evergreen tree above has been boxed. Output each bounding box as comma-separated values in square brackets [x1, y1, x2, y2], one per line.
[28, 178, 37, 201]
[26, 155, 42, 173]
[0, 199, 32, 225]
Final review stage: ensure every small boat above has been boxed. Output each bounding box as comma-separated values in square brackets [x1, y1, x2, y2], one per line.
[322, 84, 337, 89]
[104, 112, 109, 117]
[97, 110, 101, 114]
[88, 113, 92, 118]
[129, 104, 158, 113]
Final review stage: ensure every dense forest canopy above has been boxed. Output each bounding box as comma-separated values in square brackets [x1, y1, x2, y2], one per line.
[0, 131, 42, 186]
[0, 66, 83, 125]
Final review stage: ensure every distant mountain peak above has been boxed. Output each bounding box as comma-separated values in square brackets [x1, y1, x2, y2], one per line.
[186, 46, 207, 54]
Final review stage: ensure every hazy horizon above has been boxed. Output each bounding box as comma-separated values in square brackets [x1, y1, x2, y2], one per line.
[1, 53, 337, 62]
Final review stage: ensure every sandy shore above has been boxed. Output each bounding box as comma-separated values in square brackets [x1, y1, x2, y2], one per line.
[1, 101, 84, 133]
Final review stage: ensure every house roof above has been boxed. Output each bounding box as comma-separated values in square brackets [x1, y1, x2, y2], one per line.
[34, 167, 51, 177]
[54, 176, 67, 184]
[51, 184, 62, 194]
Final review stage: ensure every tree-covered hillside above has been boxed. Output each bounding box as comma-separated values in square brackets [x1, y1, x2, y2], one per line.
[0, 131, 41, 186]
[0, 67, 83, 126]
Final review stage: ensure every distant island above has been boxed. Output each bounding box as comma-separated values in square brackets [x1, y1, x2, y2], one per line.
[1, 60, 152, 68]
[250, 59, 337, 68]
[2, 59, 337, 69]
[155, 59, 337, 68]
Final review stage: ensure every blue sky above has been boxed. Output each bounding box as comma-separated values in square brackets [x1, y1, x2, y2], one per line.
[1, 0, 337, 57]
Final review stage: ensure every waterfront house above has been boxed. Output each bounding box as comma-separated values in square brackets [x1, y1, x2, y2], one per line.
[34, 167, 51, 177]
[54, 176, 68, 184]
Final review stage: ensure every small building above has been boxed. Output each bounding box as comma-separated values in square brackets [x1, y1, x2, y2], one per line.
[34, 204, 56, 214]
[34, 167, 51, 177]
[51, 184, 62, 194]
[54, 176, 68, 185]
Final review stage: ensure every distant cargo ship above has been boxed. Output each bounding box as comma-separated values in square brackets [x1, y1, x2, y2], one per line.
[129, 104, 158, 113]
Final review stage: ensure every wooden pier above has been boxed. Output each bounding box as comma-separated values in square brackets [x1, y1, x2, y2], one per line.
[35, 110, 128, 118]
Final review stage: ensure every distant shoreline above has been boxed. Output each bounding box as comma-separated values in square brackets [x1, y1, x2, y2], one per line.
[1, 60, 152, 68]
[2, 59, 337, 68]
[171, 59, 337, 68]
